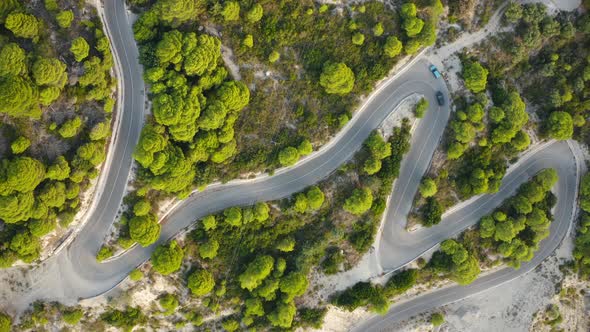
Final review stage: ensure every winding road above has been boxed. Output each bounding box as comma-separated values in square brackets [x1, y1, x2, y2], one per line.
[0, 1, 582, 330]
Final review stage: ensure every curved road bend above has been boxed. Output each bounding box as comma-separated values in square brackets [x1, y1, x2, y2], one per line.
[354, 140, 580, 331]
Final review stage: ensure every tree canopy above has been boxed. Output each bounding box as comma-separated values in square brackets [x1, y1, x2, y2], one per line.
[187, 269, 215, 296]
[319, 62, 355, 95]
[462, 61, 488, 93]
[151, 240, 184, 275]
[343, 187, 373, 215]
[546, 111, 573, 140]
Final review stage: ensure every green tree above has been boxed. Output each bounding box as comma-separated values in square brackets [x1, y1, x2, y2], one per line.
[0, 312, 11, 332]
[319, 62, 355, 95]
[511, 130, 530, 151]
[421, 197, 442, 226]
[268, 301, 296, 328]
[243, 34, 253, 48]
[365, 131, 391, 159]
[415, 98, 429, 118]
[221, 1, 240, 21]
[59, 117, 82, 138]
[546, 111, 573, 140]
[268, 50, 280, 63]
[419, 178, 438, 198]
[216, 81, 250, 111]
[279, 271, 309, 301]
[133, 200, 151, 216]
[352, 32, 365, 45]
[239, 255, 274, 291]
[56, 10, 74, 28]
[46, 156, 70, 180]
[155, 30, 183, 65]
[187, 269, 215, 296]
[384, 36, 403, 58]
[298, 139, 313, 156]
[38, 181, 66, 208]
[293, 193, 308, 213]
[10, 230, 40, 262]
[3, 156, 46, 194]
[0, 75, 39, 118]
[62, 308, 84, 325]
[0, 43, 27, 77]
[224, 206, 242, 227]
[246, 4, 263, 23]
[383, 268, 417, 297]
[151, 240, 184, 275]
[129, 269, 143, 281]
[101, 307, 146, 330]
[254, 202, 270, 222]
[364, 156, 382, 175]
[504, 2, 523, 23]
[129, 213, 161, 247]
[158, 0, 202, 24]
[403, 17, 424, 37]
[222, 318, 240, 331]
[373, 22, 384, 36]
[96, 246, 113, 262]
[306, 186, 325, 210]
[5, 13, 39, 39]
[343, 187, 373, 215]
[70, 37, 90, 62]
[199, 238, 219, 259]
[90, 121, 111, 141]
[244, 297, 264, 317]
[39, 86, 60, 106]
[279, 146, 300, 166]
[431, 312, 444, 326]
[202, 215, 217, 230]
[10, 136, 30, 154]
[159, 293, 179, 315]
[462, 61, 488, 93]
[32, 58, 68, 88]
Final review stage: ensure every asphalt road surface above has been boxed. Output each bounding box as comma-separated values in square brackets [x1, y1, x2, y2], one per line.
[0, 2, 582, 328]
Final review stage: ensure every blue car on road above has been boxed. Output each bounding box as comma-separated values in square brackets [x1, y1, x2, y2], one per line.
[430, 65, 441, 79]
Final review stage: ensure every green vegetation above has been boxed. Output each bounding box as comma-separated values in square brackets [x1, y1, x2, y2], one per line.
[61, 308, 83, 325]
[129, 269, 143, 281]
[101, 307, 146, 331]
[414, 97, 429, 118]
[158, 293, 179, 315]
[344, 187, 373, 215]
[431, 312, 444, 326]
[0, 0, 115, 267]
[151, 240, 184, 275]
[462, 60, 488, 93]
[320, 62, 355, 95]
[188, 269, 215, 296]
[96, 246, 114, 262]
[477, 2, 587, 145]
[0, 312, 11, 332]
[574, 174, 590, 277]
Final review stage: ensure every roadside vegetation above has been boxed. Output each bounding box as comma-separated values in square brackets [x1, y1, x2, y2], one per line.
[573, 174, 590, 277]
[0, 0, 115, 267]
[332, 169, 558, 314]
[105, 0, 444, 253]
